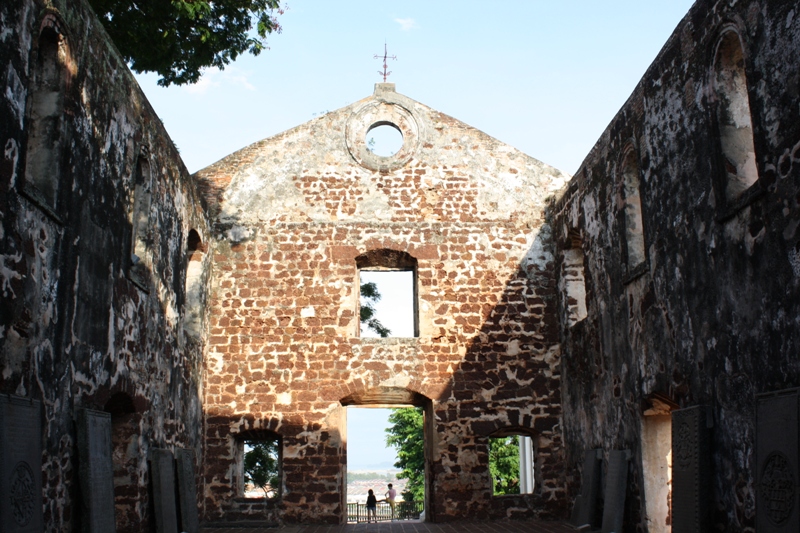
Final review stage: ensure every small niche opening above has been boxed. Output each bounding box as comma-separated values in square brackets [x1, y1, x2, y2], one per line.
[366, 123, 404, 157]
[129, 154, 153, 289]
[621, 148, 646, 271]
[24, 23, 66, 210]
[561, 229, 587, 326]
[184, 229, 206, 338]
[713, 29, 758, 202]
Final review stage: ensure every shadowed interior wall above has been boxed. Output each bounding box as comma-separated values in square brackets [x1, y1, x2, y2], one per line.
[0, 1, 210, 529]
[553, 1, 800, 530]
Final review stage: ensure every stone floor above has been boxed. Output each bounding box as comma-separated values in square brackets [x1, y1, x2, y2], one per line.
[201, 520, 575, 533]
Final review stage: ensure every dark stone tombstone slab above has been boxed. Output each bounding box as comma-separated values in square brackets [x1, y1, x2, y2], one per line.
[150, 448, 179, 533]
[570, 448, 602, 528]
[756, 389, 799, 533]
[671, 405, 711, 533]
[175, 448, 199, 533]
[0, 396, 43, 532]
[600, 449, 630, 533]
[77, 408, 117, 532]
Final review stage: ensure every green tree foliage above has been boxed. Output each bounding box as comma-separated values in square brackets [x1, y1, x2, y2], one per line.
[88, 0, 284, 86]
[385, 407, 424, 502]
[360, 281, 391, 337]
[244, 439, 280, 499]
[489, 436, 520, 495]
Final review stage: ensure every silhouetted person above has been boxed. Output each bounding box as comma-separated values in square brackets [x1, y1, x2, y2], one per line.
[366, 489, 377, 523]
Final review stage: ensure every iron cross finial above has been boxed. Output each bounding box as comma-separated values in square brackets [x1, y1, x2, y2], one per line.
[374, 42, 397, 82]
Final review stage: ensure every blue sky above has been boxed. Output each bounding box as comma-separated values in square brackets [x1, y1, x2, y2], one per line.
[133, 1, 696, 471]
[348, 407, 397, 471]
[135, 1, 695, 176]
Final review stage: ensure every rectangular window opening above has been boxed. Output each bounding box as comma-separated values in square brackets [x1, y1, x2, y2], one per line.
[359, 270, 417, 338]
[242, 437, 281, 500]
[490, 435, 535, 496]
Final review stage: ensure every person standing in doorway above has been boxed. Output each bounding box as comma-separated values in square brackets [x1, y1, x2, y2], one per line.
[366, 489, 377, 523]
[385, 483, 397, 520]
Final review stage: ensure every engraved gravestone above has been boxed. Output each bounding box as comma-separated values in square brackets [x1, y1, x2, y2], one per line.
[150, 448, 179, 533]
[175, 448, 199, 533]
[671, 405, 710, 533]
[0, 396, 43, 533]
[77, 408, 117, 532]
[756, 389, 799, 533]
[570, 448, 602, 528]
[601, 449, 630, 533]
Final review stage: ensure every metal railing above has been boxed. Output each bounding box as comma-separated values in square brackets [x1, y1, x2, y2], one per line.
[347, 501, 424, 523]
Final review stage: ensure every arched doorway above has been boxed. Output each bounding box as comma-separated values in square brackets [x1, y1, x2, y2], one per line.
[340, 387, 433, 523]
[104, 392, 141, 533]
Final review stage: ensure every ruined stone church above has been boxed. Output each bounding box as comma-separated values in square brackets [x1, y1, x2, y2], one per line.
[1, 0, 799, 531]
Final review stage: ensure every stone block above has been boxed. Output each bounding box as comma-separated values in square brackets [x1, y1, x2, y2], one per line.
[671, 405, 710, 533]
[756, 389, 799, 533]
[150, 448, 178, 533]
[77, 408, 116, 532]
[175, 448, 200, 533]
[601, 449, 630, 533]
[570, 448, 602, 528]
[0, 396, 43, 532]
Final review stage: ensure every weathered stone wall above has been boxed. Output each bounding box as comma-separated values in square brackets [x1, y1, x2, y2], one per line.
[552, 0, 800, 531]
[196, 84, 570, 523]
[1, 0, 210, 530]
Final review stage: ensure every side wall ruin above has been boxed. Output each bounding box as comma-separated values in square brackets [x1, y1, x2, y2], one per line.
[1, 0, 210, 530]
[552, 0, 800, 531]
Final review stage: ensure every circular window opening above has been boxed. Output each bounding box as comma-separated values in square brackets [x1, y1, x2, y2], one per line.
[366, 123, 403, 157]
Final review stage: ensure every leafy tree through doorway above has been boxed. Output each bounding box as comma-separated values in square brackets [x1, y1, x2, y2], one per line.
[385, 407, 424, 502]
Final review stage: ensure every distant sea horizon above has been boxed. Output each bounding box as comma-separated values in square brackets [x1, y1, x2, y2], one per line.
[347, 461, 397, 472]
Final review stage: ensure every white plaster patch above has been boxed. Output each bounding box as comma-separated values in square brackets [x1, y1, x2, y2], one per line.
[582, 193, 600, 239]
[522, 226, 549, 270]
[542, 344, 561, 368]
[4, 138, 19, 188]
[745, 226, 766, 255]
[226, 225, 252, 243]
[209, 352, 224, 373]
[381, 374, 411, 389]
[4, 65, 26, 129]
[277, 392, 292, 405]
[0, 251, 22, 297]
[300, 306, 315, 318]
[0, 22, 11, 42]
